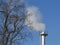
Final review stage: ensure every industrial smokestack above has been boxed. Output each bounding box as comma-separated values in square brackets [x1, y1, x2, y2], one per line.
[25, 6, 48, 45]
[40, 32, 48, 45]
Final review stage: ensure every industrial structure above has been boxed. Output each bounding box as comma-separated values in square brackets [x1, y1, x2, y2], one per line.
[40, 32, 48, 45]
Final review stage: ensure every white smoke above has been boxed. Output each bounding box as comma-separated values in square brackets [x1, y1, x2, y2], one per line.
[25, 6, 46, 32]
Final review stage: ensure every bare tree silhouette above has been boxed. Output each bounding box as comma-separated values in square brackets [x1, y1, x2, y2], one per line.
[0, 0, 31, 45]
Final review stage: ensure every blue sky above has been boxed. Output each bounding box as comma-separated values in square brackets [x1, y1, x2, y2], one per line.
[0, 0, 60, 45]
[23, 0, 60, 45]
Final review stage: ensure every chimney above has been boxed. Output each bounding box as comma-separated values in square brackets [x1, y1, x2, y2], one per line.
[40, 31, 48, 45]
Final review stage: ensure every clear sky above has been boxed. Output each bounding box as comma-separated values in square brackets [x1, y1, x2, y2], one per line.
[23, 0, 60, 45]
[0, 0, 60, 45]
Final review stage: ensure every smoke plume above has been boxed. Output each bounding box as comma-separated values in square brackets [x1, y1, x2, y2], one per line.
[25, 6, 45, 32]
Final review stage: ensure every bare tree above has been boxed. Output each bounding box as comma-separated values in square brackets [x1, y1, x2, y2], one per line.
[0, 0, 31, 45]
